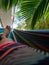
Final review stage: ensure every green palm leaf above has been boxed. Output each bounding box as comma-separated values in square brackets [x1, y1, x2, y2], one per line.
[0, 0, 18, 10]
[16, 0, 49, 29]
[0, 0, 49, 29]
[15, 0, 41, 29]
[31, 0, 49, 29]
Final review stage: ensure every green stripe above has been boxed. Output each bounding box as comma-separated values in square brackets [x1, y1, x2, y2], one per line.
[14, 30, 34, 47]
[12, 31, 17, 42]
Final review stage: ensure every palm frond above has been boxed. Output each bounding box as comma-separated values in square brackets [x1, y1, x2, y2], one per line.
[20, 0, 40, 18]
[0, 0, 49, 29]
[0, 0, 18, 10]
[31, 0, 49, 29]
[16, 0, 41, 29]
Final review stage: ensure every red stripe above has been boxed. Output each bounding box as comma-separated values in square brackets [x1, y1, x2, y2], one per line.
[0, 42, 16, 51]
[0, 45, 26, 60]
[23, 32, 49, 37]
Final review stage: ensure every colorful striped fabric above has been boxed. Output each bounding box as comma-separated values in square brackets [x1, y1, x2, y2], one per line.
[0, 28, 49, 51]
[0, 28, 4, 35]
[0, 28, 49, 65]
[0, 42, 26, 60]
[12, 29, 49, 52]
[0, 44, 49, 65]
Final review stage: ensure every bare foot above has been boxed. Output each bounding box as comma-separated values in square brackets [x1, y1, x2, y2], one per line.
[2, 25, 11, 39]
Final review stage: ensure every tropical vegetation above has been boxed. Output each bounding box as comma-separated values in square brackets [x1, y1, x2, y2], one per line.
[0, 0, 49, 30]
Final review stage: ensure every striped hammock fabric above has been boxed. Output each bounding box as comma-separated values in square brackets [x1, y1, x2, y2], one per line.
[12, 29, 49, 52]
[0, 28, 49, 65]
[0, 28, 49, 51]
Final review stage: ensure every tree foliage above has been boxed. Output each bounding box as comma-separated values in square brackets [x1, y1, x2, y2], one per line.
[0, 0, 49, 29]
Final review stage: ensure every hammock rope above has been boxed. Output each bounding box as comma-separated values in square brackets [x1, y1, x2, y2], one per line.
[0, 18, 4, 28]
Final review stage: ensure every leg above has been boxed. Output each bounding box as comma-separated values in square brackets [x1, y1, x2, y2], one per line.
[1, 25, 11, 39]
[0, 25, 13, 45]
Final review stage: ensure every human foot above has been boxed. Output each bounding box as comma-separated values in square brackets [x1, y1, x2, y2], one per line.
[2, 25, 11, 39]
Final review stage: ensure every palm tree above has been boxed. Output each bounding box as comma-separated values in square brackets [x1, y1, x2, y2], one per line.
[0, 0, 49, 29]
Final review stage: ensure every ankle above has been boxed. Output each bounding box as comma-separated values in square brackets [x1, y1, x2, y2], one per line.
[1, 35, 6, 39]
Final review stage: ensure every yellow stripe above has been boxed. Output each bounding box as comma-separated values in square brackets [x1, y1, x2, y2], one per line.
[14, 30, 33, 47]
[12, 31, 17, 42]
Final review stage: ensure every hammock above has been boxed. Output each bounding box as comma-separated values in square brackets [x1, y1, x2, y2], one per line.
[0, 28, 49, 65]
[13, 29, 49, 52]
[0, 28, 49, 51]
